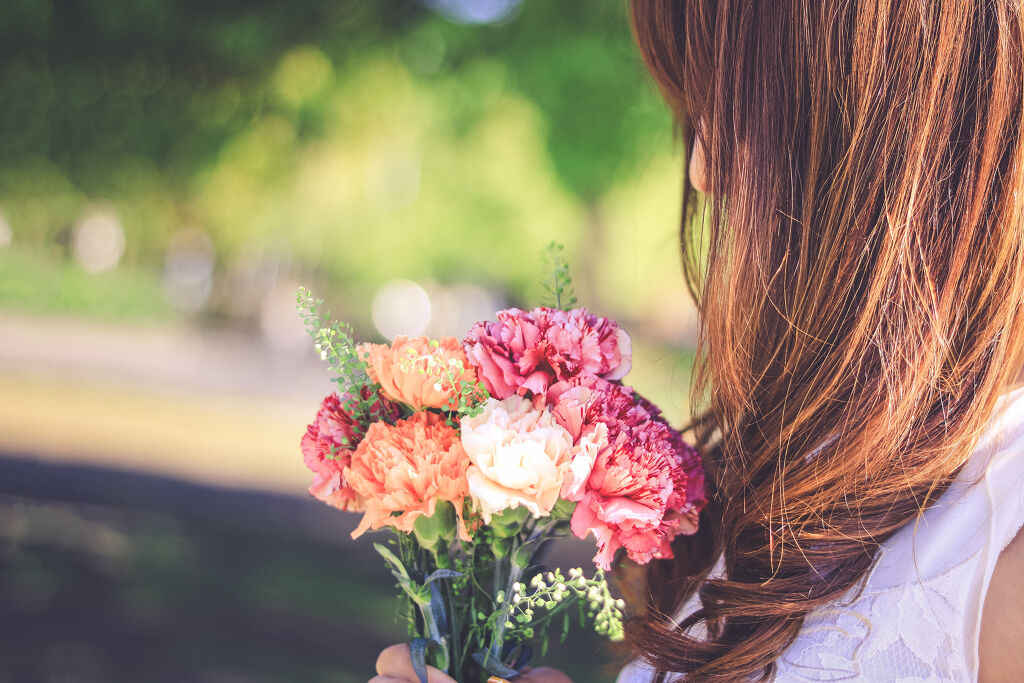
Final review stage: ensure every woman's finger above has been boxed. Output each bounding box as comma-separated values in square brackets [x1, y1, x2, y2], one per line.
[375, 644, 571, 683]
[374, 643, 458, 683]
[487, 668, 574, 683]
[516, 667, 574, 683]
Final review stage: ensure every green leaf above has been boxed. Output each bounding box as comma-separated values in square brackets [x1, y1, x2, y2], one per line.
[410, 638, 442, 683]
[512, 536, 550, 569]
[374, 542, 410, 579]
[471, 652, 520, 678]
[539, 242, 578, 311]
[424, 569, 464, 585]
[391, 570, 430, 605]
[429, 580, 449, 633]
[512, 643, 534, 670]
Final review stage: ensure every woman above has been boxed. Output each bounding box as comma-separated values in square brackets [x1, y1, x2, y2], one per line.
[375, 0, 1024, 680]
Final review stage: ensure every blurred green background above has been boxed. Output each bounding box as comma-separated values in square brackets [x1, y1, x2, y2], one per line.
[0, 0, 696, 680]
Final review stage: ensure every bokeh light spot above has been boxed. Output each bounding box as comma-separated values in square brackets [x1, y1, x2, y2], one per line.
[273, 46, 333, 107]
[0, 210, 11, 248]
[71, 207, 125, 274]
[372, 279, 431, 339]
[425, 0, 523, 25]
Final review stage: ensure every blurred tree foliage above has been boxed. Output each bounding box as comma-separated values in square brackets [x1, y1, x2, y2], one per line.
[0, 0, 685, 322]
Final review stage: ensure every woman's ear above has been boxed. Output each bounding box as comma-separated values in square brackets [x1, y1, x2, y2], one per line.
[689, 134, 708, 193]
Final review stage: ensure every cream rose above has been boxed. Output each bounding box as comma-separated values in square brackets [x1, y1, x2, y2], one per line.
[460, 396, 574, 523]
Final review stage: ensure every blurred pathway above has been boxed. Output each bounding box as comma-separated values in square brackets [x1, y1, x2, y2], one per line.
[0, 311, 334, 492]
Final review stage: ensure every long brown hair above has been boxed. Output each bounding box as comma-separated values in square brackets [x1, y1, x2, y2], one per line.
[626, 1, 1024, 680]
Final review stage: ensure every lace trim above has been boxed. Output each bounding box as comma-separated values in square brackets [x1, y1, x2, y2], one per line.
[616, 548, 983, 683]
[773, 546, 982, 682]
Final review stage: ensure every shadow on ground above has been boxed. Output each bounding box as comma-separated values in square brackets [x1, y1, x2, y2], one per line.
[0, 456, 622, 682]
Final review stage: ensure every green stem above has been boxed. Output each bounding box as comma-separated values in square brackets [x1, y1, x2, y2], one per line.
[435, 541, 452, 569]
[435, 540, 460, 674]
[394, 532, 419, 639]
[417, 598, 450, 671]
[487, 560, 525, 665]
[492, 550, 506, 601]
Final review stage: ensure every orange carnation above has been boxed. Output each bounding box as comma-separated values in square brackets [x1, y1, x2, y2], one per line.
[344, 411, 471, 540]
[359, 336, 478, 410]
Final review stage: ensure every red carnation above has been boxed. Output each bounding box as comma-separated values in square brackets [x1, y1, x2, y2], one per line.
[300, 388, 400, 512]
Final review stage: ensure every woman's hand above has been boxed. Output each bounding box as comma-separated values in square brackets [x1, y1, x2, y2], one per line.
[371, 644, 574, 683]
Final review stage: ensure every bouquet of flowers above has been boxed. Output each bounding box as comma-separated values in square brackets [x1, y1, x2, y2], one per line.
[296, 246, 705, 682]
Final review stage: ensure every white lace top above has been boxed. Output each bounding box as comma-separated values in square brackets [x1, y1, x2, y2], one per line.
[617, 385, 1024, 682]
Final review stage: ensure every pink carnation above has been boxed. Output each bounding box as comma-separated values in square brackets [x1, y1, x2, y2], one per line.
[663, 425, 707, 520]
[547, 375, 656, 441]
[546, 378, 706, 569]
[570, 423, 704, 569]
[300, 388, 400, 512]
[463, 307, 631, 400]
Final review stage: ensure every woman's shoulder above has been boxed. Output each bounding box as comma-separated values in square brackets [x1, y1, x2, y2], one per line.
[974, 384, 1024, 681]
[978, 515, 1024, 681]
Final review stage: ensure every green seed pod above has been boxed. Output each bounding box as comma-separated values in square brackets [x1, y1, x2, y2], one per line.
[489, 505, 531, 539]
[412, 501, 457, 550]
[550, 497, 577, 520]
[413, 514, 440, 551]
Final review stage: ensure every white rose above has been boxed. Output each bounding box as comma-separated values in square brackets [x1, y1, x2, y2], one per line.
[460, 396, 574, 523]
